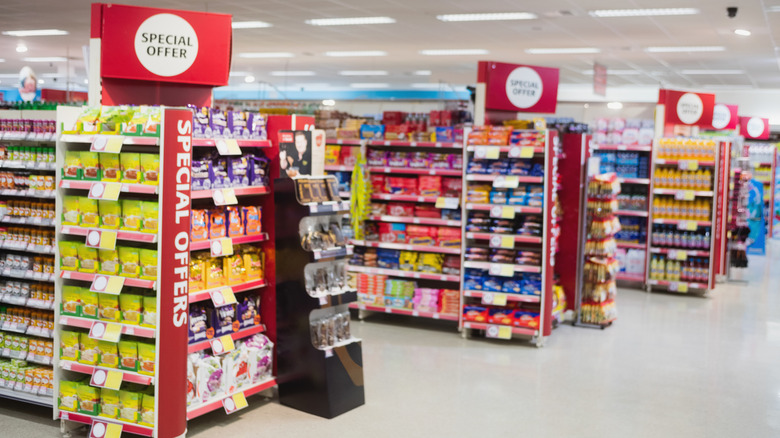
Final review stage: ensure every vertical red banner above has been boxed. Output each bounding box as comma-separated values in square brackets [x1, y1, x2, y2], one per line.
[542, 131, 559, 336]
[712, 140, 731, 283]
[158, 108, 192, 438]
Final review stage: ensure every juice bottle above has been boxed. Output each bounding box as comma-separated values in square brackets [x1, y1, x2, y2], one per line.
[654, 168, 662, 187]
[702, 169, 711, 190]
[653, 197, 662, 217]
[650, 256, 658, 279]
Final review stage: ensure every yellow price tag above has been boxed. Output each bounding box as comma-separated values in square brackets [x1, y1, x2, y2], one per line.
[211, 238, 234, 257]
[90, 322, 122, 343]
[670, 282, 689, 293]
[89, 421, 123, 438]
[669, 250, 688, 261]
[675, 191, 696, 201]
[223, 392, 249, 414]
[489, 235, 515, 249]
[489, 263, 515, 277]
[485, 147, 500, 159]
[232, 393, 248, 410]
[90, 275, 125, 295]
[213, 188, 238, 206]
[519, 146, 535, 158]
[490, 205, 515, 219]
[492, 293, 508, 306]
[678, 160, 699, 171]
[493, 175, 519, 189]
[210, 287, 237, 307]
[103, 370, 123, 390]
[211, 335, 235, 355]
[102, 323, 122, 343]
[86, 230, 117, 250]
[435, 197, 459, 209]
[486, 324, 513, 339]
[216, 139, 242, 156]
[677, 221, 698, 231]
[88, 182, 122, 201]
[91, 135, 124, 154]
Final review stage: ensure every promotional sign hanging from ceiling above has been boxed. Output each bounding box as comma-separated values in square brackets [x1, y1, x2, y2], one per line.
[94, 3, 231, 86]
[477, 61, 560, 113]
[658, 89, 715, 127]
[709, 103, 739, 130]
[739, 116, 770, 140]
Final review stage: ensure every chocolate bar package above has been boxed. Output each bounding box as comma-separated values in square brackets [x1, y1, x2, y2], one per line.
[228, 156, 249, 187]
[188, 306, 209, 343]
[212, 304, 237, 337]
[236, 296, 260, 329]
[191, 159, 212, 191]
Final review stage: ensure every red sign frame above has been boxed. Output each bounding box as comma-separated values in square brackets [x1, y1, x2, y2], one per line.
[708, 103, 739, 130]
[157, 108, 193, 438]
[93, 3, 231, 86]
[477, 61, 559, 113]
[739, 116, 770, 140]
[658, 89, 715, 127]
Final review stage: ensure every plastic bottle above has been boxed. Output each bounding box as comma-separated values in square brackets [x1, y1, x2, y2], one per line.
[653, 197, 662, 218]
[702, 169, 711, 190]
[650, 257, 658, 279]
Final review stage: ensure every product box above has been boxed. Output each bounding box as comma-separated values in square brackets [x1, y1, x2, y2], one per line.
[378, 223, 406, 243]
[360, 124, 385, 140]
[278, 130, 325, 178]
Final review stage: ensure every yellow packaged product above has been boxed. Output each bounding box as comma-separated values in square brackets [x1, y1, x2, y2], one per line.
[119, 294, 142, 325]
[120, 153, 141, 183]
[58, 380, 79, 412]
[100, 388, 120, 419]
[139, 391, 155, 427]
[118, 341, 138, 372]
[139, 249, 158, 280]
[140, 154, 160, 185]
[77, 383, 100, 415]
[64, 106, 100, 134]
[63, 151, 82, 180]
[121, 200, 142, 231]
[79, 289, 99, 319]
[99, 153, 121, 182]
[138, 342, 156, 376]
[78, 333, 99, 365]
[79, 197, 99, 227]
[62, 196, 80, 225]
[80, 152, 101, 181]
[99, 200, 121, 229]
[119, 389, 140, 423]
[224, 254, 245, 285]
[118, 247, 140, 278]
[189, 257, 205, 292]
[141, 296, 156, 328]
[122, 105, 150, 135]
[98, 293, 121, 322]
[242, 247, 264, 281]
[77, 244, 98, 273]
[61, 286, 82, 316]
[58, 241, 79, 271]
[60, 331, 80, 361]
[98, 341, 119, 368]
[140, 201, 158, 233]
[206, 257, 226, 289]
[98, 248, 120, 275]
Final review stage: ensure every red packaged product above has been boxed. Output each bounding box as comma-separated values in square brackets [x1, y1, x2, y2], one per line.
[378, 223, 407, 243]
[386, 177, 417, 195]
[407, 225, 437, 245]
[489, 308, 514, 325]
[442, 177, 462, 197]
[437, 227, 461, 247]
[414, 205, 441, 218]
[370, 175, 386, 193]
[418, 175, 442, 197]
[386, 203, 414, 217]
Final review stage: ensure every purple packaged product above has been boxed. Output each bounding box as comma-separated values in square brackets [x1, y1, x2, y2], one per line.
[190, 105, 211, 138]
[450, 154, 463, 170]
[228, 156, 250, 187]
[210, 155, 230, 188]
[188, 306, 209, 343]
[430, 153, 451, 169]
[228, 111, 249, 139]
[388, 152, 410, 168]
[236, 296, 259, 329]
[191, 159, 212, 191]
[367, 150, 388, 167]
[212, 304, 237, 337]
[409, 152, 430, 169]
[247, 113, 267, 140]
[247, 154, 269, 187]
[209, 108, 228, 138]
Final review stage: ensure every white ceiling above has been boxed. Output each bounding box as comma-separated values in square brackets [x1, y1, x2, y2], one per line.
[1, 0, 780, 92]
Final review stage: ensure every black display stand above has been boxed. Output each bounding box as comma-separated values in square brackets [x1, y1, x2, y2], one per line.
[274, 177, 365, 418]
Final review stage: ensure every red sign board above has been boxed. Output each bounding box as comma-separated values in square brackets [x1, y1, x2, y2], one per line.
[739, 116, 770, 140]
[658, 89, 715, 127]
[94, 3, 231, 86]
[158, 108, 192, 438]
[709, 104, 739, 130]
[477, 61, 559, 113]
[593, 63, 607, 97]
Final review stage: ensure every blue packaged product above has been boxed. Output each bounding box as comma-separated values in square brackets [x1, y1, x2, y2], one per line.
[435, 126, 454, 142]
[360, 124, 385, 140]
[483, 277, 503, 292]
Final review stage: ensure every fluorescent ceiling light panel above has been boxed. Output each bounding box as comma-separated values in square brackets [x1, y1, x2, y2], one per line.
[350, 83, 389, 88]
[436, 12, 537, 22]
[244, 75, 256, 83]
[420, 49, 488, 56]
[339, 70, 388, 76]
[411, 83, 445, 89]
[526, 47, 600, 54]
[645, 46, 725, 53]
[0, 59, 4, 63]
[414, 70, 432, 76]
[232, 21, 272, 29]
[270, 71, 316, 76]
[680, 69, 745, 74]
[16, 45, 27, 53]
[325, 51, 387, 57]
[607, 102, 623, 109]
[22, 57, 67, 62]
[2, 29, 68, 36]
[589, 8, 699, 17]
[580, 69, 642, 75]
[238, 52, 294, 58]
[306, 17, 395, 26]
[734, 29, 751, 36]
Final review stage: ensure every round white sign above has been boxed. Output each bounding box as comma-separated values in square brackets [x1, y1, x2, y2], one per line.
[92, 422, 106, 438]
[134, 13, 199, 77]
[676, 93, 704, 125]
[711, 104, 731, 130]
[746, 117, 765, 138]
[505, 67, 543, 109]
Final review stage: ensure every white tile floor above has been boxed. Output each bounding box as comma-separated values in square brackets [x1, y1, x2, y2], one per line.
[2, 242, 779, 438]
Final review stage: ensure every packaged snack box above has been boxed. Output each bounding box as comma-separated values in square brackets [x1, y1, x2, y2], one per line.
[63, 151, 82, 180]
[141, 296, 157, 328]
[98, 294, 121, 322]
[77, 244, 98, 273]
[79, 197, 99, 227]
[118, 341, 138, 372]
[80, 152, 101, 181]
[119, 294, 142, 325]
[100, 388, 120, 419]
[118, 247, 140, 278]
[100, 153, 121, 182]
[79, 289, 99, 319]
[139, 249, 158, 280]
[78, 333, 99, 365]
[120, 200, 142, 231]
[120, 153, 141, 183]
[58, 380, 79, 412]
[140, 202, 158, 234]
[98, 341, 119, 368]
[62, 196, 80, 225]
[98, 200, 121, 229]
[119, 389, 140, 423]
[98, 248, 120, 276]
[137, 343, 156, 376]
[60, 331, 80, 362]
[139, 154, 159, 185]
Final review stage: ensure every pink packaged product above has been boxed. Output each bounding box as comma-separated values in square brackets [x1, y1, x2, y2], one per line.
[368, 150, 388, 166]
[442, 177, 462, 197]
[388, 152, 410, 168]
[430, 153, 452, 169]
[409, 152, 430, 169]
[450, 154, 463, 170]
[596, 118, 609, 132]
[609, 118, 626, 132]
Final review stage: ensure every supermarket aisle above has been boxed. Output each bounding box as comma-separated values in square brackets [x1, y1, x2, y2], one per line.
[2, 242, 779, 438]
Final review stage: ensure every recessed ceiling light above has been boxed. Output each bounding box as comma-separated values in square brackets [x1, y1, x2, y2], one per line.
[270, 71, 316, 77]
[325, 51, 387, 57]
[23, 57, 67, 62]
[339, 70, 388, 76]
[0, 59, 5, 63]
[38, 79, 44, 84]
[413, 70, 432, 76]
[680, 69, 745, 74]
[436, 12, 537, 22]
[350, 83, 389, 88]
[238, 52, 294, 58]
[419, 49, 489, 56]
[16, 44, 28, 53]
[322, 99, 336, 106]
[734, 29, 751, 36]
[645, 46, 725, 53]
[232, 21, 272, 29]
[3, 29, 69, 37]
[607, 102, 623, 109]
[83, 79, 88, 84]
[526, 47, 600, 54]
[305, 17, 395, 26]
[244, 75, 256, 83]
[589, 8, 699, 17]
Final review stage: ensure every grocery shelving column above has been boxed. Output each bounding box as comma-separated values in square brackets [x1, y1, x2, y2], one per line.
[0, 110, 58, 408]
[460, 128, 559, 346]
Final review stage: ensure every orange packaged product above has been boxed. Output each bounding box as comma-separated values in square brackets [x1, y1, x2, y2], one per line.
[467, 127, 489, 146]
[208, 209, 226, 240]
[226, 206, 244, 238]
[190, 210, 208, 241]
[242, 206, 262, 235]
